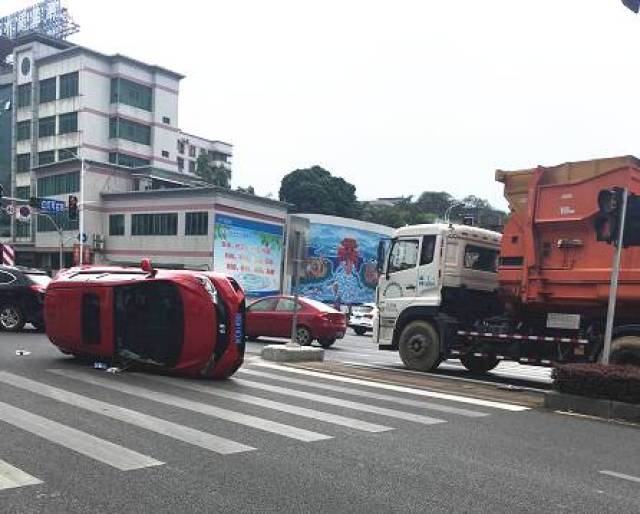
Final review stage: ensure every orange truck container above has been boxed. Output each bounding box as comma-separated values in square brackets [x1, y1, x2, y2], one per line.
[486, 155, 640, 365]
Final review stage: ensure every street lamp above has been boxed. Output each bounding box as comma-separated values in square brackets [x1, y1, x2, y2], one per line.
[444, 202, 469, 224]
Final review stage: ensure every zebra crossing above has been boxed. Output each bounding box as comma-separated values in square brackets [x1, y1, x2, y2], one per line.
[0, 362, 530, 492]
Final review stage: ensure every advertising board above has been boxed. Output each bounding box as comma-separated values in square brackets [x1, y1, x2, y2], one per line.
[294, 218, 393, 305]
[213, 214, 283, 297]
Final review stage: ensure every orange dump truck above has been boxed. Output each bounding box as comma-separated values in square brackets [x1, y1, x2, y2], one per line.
[376, 156, 640, 374]
[479, 156, 640, 366]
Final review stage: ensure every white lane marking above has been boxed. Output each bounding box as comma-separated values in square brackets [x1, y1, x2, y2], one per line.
[48, 369, 330, 443]
[231, 378, 446, 426]
[252, 362, 529, 411]
[143, 376, 392, 433]
[0, 402, 162, 471]
[0, 372, 253, 456]
[600, 470, 640, 484]
[0, 460, 42, 491]
[240, 369, 488, 418]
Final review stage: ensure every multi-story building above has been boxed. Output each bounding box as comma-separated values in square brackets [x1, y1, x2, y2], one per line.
[0, 32, 238, 270]
[176, 132, 232, 175]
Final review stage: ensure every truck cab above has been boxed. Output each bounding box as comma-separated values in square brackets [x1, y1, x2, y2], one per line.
[375, 223, 502, 371]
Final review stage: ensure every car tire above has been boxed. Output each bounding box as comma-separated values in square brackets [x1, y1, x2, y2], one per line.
[0, 305, 26, 332]
[460, 353, 500, 373]
[295, 326, 312, 346]
[318, 338, 336, 349]
[609, 336, 640, 366]
[398, 320, 441, 372]
[354, 327, 367, 336]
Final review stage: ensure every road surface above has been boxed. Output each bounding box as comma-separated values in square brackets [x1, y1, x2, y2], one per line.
[1, 331, 638, 513]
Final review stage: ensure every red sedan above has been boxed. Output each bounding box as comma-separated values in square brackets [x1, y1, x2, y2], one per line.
[246, 296, 346, 348]
[44, 260, 246, 379]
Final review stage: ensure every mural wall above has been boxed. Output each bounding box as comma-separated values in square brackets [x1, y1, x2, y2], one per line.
[213, 214, 284, 297]
[294, 218, 393, 305]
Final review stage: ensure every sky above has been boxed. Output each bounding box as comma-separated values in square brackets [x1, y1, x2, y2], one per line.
[3, 0, 640, 209]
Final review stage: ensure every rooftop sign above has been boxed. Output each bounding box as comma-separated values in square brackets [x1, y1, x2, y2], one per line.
[0, 0, 78, 41]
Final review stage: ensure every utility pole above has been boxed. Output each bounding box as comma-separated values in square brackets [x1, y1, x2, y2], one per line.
[602, 188, 629, 365]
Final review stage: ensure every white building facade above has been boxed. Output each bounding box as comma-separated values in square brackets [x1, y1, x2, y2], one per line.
[0, 33, 235, 270]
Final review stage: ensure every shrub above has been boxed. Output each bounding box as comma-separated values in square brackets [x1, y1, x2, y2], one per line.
[552, 363, 640, 404]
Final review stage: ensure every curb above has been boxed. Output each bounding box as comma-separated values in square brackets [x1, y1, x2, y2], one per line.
[544, 391, 640, 423]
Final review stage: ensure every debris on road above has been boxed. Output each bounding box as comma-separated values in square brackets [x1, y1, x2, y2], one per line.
[15, 350, 31, 356]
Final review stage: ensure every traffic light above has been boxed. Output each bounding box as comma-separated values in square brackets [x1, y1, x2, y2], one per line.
[622, 194, 640, 247]
[623, 0, 640, 13]
[595, 188, 624, 244]
[595, 188, 640, 247]
[68, 195, 78, 220]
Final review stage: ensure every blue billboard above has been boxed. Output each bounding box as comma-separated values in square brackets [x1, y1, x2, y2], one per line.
[294, 222, 390, 305]
[213, 214, 284, 297]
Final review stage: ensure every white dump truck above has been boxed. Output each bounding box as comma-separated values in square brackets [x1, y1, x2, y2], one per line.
[374, 223, 504, 372]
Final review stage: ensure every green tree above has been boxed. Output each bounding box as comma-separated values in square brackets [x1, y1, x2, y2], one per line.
[415, 191, 454, 217]
[196, 154, 232, 188]
[279, 165, 358, 217]
[236, 185, 256, 195]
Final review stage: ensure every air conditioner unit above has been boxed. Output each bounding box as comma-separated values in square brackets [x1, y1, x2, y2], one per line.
[93, 234, 105, 251]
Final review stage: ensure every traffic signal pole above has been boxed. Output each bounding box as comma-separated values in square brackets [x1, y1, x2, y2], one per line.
[602, 188, 629, 365]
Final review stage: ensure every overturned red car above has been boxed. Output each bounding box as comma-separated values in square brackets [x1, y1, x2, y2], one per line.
[44, 260, 246, 379]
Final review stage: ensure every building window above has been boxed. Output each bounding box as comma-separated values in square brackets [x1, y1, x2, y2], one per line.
[177, 157, 184, 171]
[109, 117, 151, 145]
[38, 116, 56, 138]
[189, 145, 196, 157]
[178, 141, 185, 154]
[17, 83, 31, 108]
[58, 147, 78, 161]
[162, 116, 170, 124]
[110, 77, 153, 111]
[161, 150, 169, 158]
[58, 112, 78, 134]
[37, 171, 80, 196]
[38, 151, 56, 166]
[16, 153, 31, 173]
[16, 120, 31, 141]
[108, 152, 150, 168]
[37, 211, 78, 232]
[15, 222, 30, 238]
[131, 213, 178, 236]
[189, 160, 195, 173]
[109, 214, 125, 236]
[208, 151, 229, 163]
[185, 212, 208, 236]
[39, 77, 56, 104]
[59, 72, 79, 99]
[199, 148, 206, 155]
[15, 186, 30, 200]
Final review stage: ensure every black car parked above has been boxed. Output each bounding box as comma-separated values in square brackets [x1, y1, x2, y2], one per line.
[0, 266, 51, 332]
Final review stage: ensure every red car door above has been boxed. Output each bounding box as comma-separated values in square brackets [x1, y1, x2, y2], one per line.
[246, 297, 278, 337]
[273, 297, 298, 336]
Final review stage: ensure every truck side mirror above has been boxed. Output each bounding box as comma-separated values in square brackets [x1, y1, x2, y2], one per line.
[377, 240, 386, 275]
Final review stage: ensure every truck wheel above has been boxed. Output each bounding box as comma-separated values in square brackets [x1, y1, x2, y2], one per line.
[460, 353, 500, 373]
[398, 321, 441, 372]
[609, 336, 640, 366]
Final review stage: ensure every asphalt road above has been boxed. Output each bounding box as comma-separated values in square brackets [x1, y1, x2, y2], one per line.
[246, 331, 553, 388]
[1, 330, 639, 513]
